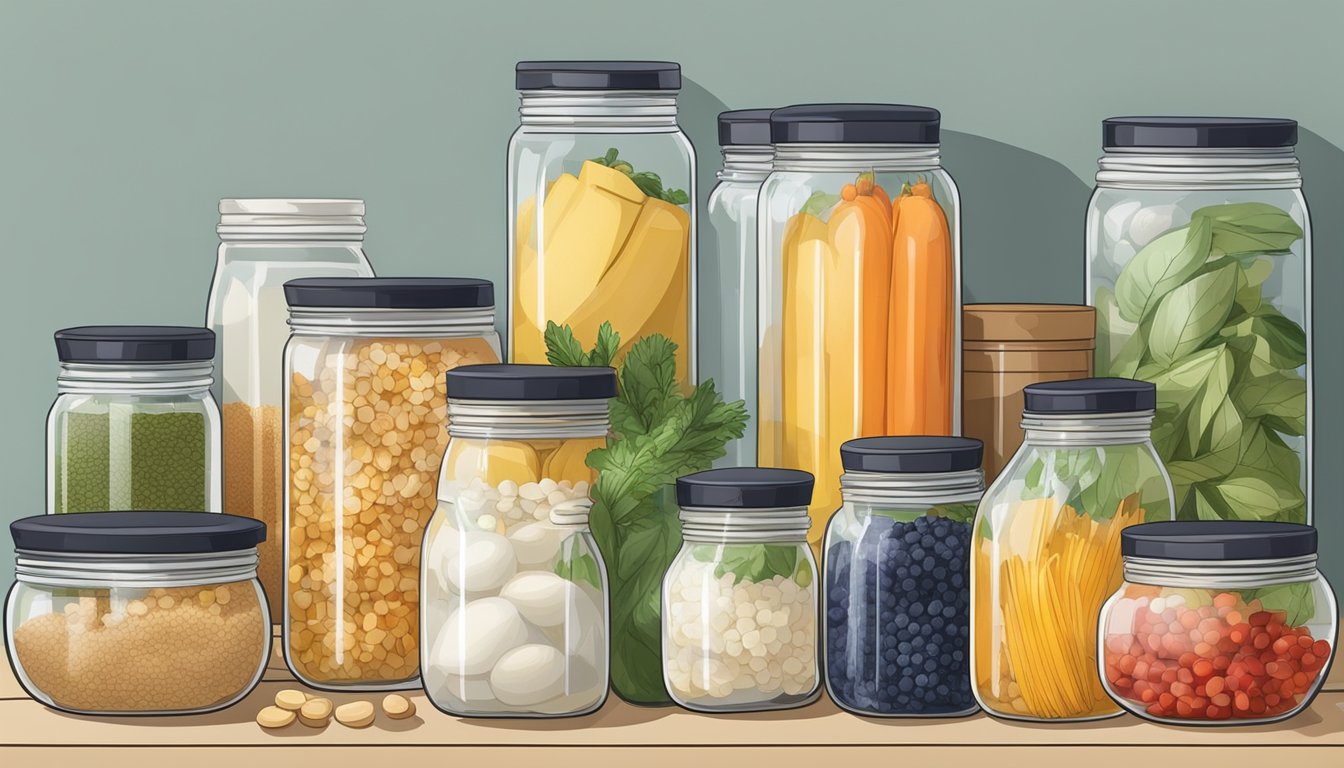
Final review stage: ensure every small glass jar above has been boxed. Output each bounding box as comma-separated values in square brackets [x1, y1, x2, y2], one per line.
[208, 199, 375, 623]
[704, 109, 772, 467]
[5, 511, 269, 715]
[663, 468, 820, 712]
[1086, 118, 1310, 523]
[282, 278, 502, 690]
[507, 61, 696, 384]
[422, 364, 615, 717]
[824, 437, 984, 717]
[47, 326, 221, 515]
[971, 378, 1175, 722]
[1099, 521, 1336, 725]
[758, 104, 961, 555]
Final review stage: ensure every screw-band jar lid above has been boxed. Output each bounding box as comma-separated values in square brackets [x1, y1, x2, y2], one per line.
[1122, 521, 1316, 560]
[446, 364, 617, 401]
[677, 468, 814, 509]
[1023, 377, 1155, 414]
[840, 436, 983, 474]
[770, 103, 940, 145]
[54, 326, 215, 363]
[283, 277, 494, 309]
[719, 109, 773, 146]
[11, 511, 265, 554]
[1103, 117, 1297, 149]
[516, 60, 681, 91]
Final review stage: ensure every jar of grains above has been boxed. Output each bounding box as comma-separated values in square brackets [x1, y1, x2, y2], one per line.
[662, 468, 820, 712]
[421, 364, 616, 717]
[5, 511, 269, 715]
[282, 277, 501, 690]
[47, 326, 221, 515]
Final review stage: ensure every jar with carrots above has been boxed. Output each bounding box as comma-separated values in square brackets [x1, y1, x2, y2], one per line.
[758, 104, 961, 553]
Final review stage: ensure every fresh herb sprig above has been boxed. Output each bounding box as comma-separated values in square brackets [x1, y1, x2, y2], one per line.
[589, 148, 690, 206]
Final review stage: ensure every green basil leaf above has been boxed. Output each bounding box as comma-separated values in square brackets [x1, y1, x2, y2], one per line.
[1213, 474, 1304, 520]
[1194, 203, 1303, 253]
[1239, 424, 1304, 484]
[1095, 286, 1146, 378]
[1193, 485, 1229, 521]
[1148, 263, 1239, 367]
[1115, 215, 1213, 322]
[1221, 305, 1307, 372]
[1234, 371, 1306, 436]
[1248, 582, 1315, 626]
[801, 190, 841, 217]
[1147, 345, 1234, 462]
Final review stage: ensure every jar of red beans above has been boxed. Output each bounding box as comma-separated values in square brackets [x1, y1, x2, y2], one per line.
[1099, 522, 1336, 725]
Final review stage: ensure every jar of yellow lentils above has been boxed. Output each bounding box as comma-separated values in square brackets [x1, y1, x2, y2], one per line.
[282, 277, 501, 690]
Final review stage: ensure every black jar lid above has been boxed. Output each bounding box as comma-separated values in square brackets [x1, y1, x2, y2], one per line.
[770, 103, 940, 145]
[54, 326, 215, 363]
[446, 364, 617, 401]
[840, 436, 984, 474]
[283, 277, 494, 309]
[1023, 377, 1156, 414]
[719, 109, 774, 146]
[11, 511, 266, 554]
[1103, 117, 1298, 149]
[676, 468, 815, 509]
[1122, 521, 1316, 561]
[516, 61, 681, 91]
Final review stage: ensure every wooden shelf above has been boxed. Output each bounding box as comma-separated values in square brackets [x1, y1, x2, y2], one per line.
[2, 631, 1341, 766]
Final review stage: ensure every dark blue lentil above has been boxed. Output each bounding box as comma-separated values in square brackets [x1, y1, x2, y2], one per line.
[825, 514, 974, 715]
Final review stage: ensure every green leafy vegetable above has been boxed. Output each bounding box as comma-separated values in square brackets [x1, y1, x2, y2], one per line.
[1245, 582, 1316, 626]
[696, 543, 800, 585]
[1114, 215, 1212, 323]
[589, 148, 689, 205]
[801, 190, 841, 217]
[1147, 263, 1238, 366]
[555, 551, 603, 591]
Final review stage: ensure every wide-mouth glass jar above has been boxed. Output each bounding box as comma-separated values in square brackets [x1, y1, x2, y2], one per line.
[1086, 118, 1310, 524]
[663, 468, 820, 713]
[282, 278, 502, 690]
[971, 378, 1175, 722]
[5, 511, 269, 715]
[824, 437, 984, 717]
[47, 326, 221, 515]
[422, 364, 615, 717]
[507, 60, 696, 385]
[758, 104, 961, 555]
[1100, 521, 1336, 725]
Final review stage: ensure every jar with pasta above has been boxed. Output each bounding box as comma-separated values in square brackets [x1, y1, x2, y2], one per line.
[282, 277, 501, 690]
[970, 378, 1174, 721]
[421, 364, 615, 717]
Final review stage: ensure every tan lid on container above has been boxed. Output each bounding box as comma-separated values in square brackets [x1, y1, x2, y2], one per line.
[964, 304, 1096, 344]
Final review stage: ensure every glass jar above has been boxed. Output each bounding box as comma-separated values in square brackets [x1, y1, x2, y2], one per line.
[758, 104, 961, 554]
[1099, 521, 1336, 725]
[824, 437, 984, 717]
[507, 61, 696, 384]
[971, 378, 1175, 722]
[207, 198, 375, 623]
[47, 326, 221, 515]
[704, 109, 772, 467]
[663, 468, 820, 712]
[282, 278, 501, 690]
[422, 364, 615, 717]
[5, 511, 269, 715]
[1086, 118, 1310, 524]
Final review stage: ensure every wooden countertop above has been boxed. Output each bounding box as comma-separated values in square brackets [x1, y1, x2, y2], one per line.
[1, 630, 1340, 766]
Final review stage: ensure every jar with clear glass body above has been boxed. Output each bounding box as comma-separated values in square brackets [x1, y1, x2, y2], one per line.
[282, 278, 501, 690]
[47, 326, 221, 515]
[1086, 118, 1310, 524]
[758, 104, 961, 555]
[971, 378, 1175, 722]
[421, 364, 614, 717]
[1099, 521, 1336, 725]
[663, 468, 819, 712]
[824, 437, 984, 717]
[5, 511, 269, 715]
[207, 198, 375, 623]
[507, 61, 696, 384]
[704, 109, 772, 467]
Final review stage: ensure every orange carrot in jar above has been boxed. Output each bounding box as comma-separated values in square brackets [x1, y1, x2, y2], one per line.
[828, 184, 892, 436]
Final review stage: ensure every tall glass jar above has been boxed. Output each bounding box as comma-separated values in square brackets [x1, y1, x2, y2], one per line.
[422, 364, 615, 718]
[1098, 521, 1336, 725]
[507, 61, 696, 384]
[47, 326, 221, 515]
[824, 437, 984, 717]
[759, 104, 961, 554]
[6, 511, 269, 715]
[207, 198, 375, 623]
[704, 109, 772, 467]
[282, 278, 501, 690]
[971, 378, 1175, 722]
[662, 468, 820, 713]
[1086, 118, 1310, 524]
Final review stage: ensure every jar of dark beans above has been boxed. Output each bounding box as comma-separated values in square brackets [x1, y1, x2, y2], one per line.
[822, 436, 984, 717]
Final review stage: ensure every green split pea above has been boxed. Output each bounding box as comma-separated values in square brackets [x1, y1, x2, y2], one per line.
[53, 409, 208, 512]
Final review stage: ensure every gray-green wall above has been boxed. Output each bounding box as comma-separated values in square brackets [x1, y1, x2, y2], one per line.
[1, 0, 1340, 588]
